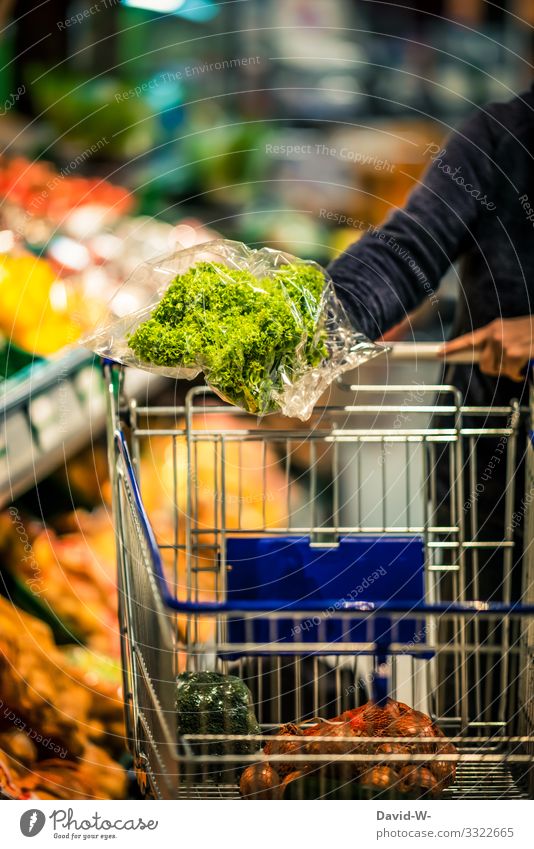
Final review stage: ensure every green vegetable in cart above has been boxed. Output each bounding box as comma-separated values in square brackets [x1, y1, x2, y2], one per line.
[176, 671, 260, 758]
[127, 260, 328, 415]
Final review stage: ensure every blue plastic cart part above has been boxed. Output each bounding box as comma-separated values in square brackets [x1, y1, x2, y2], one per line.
[225, 535, 425, 648]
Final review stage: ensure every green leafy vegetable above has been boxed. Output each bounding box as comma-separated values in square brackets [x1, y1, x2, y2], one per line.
[127, 260, 328, 414]
[176, 671, 260, 779]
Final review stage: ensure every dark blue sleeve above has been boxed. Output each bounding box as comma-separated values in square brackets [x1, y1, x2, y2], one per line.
[327, 111, 495, 339]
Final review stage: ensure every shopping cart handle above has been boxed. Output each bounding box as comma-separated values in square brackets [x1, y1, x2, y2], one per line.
[388, 343, 534, 376]
[387, 342, 479, 364]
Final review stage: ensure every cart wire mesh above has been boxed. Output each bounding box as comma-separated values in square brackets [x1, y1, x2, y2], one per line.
[105, 363, 534, 800]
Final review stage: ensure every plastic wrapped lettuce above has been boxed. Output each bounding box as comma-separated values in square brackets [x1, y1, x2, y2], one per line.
[83, 240, 384, 420]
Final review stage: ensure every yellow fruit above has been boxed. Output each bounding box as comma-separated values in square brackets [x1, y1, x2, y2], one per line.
[0, 255, 82, 354]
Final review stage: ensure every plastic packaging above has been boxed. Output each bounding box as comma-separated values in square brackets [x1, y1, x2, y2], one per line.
[176, 671, 260, 754]
[82, 239, 384, 420]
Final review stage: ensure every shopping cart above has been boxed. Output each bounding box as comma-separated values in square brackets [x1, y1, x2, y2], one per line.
[104, 345, 534, 800]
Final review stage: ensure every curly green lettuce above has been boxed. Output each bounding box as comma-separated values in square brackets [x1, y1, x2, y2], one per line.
[127, 260, 327, 414]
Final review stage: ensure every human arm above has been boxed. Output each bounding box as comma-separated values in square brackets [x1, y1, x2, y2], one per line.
[327, 112, 496, 340]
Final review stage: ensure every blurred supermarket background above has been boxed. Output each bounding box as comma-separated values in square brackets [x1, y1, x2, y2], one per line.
[0, 0, 532, 800]
[2, 0, 534, 350]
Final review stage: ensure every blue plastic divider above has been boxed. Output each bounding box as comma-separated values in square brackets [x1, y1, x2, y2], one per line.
[225, 535, 425, 647]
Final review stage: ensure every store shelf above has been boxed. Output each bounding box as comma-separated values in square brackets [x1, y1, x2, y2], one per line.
[0, 348, 157, 507]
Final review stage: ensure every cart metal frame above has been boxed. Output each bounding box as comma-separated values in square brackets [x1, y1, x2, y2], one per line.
[104, 350, 534, 800]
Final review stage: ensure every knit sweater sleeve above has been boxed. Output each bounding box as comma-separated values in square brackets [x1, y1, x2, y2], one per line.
[327, 111, 496, 340]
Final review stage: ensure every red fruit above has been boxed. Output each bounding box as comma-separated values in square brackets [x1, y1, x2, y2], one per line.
[263, 724, 308, 777]
[240, 764, 281, 799]
[304, 719, 363, 757]
[360, 765, 398, 793]
[398, 765, 439, 797]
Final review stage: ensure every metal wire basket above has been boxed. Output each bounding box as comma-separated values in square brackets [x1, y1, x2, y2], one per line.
[104, 351, 534, 800]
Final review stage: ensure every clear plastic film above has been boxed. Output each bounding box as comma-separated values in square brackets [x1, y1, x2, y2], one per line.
[82, 239, 385, 420]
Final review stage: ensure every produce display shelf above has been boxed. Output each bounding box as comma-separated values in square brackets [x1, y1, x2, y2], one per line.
[0, 348, 156, 508]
